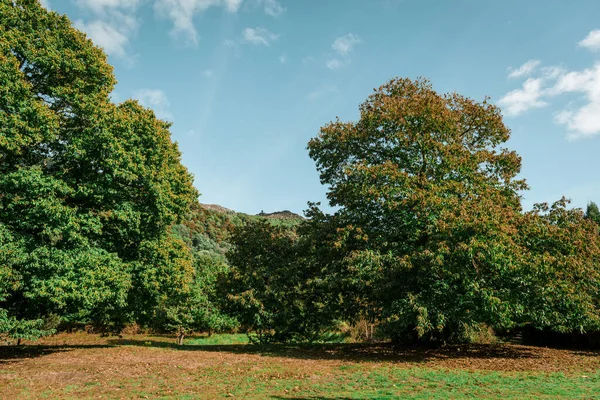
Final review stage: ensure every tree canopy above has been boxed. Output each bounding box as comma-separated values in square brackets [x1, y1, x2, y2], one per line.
[0, 0, 197, 340]
[301, 78, 600, 342]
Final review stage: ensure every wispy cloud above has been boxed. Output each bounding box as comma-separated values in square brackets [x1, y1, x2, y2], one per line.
[552, 64, 600, 139]
[332, 33, 361, 56]
[498, 78, 548, 116]
[242, 27, 279, 46]
[154, 0, 242, 45]
[75, 18, 136, 60]
[39, 0, 51, 9]
[202, 69, 214, 78]
[326, 33, 361, 70]
[259, 0, 285, 17]
[75, 0, 141, 14]
[302, 56, 314, 65]
[325, 58, 344, 70]
[499, 29, 600, 139]
[507, 60, 541, 79]
[278, 53, 287, 64]
[578, 29, 600, 52]
[134, 89, 172, 120]
[74, 0, 140, 61]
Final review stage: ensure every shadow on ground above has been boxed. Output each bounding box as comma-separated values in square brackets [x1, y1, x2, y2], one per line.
[3, 335, 599, 365]
[103, 337, 565, 364]
[0, 344, 111, 365]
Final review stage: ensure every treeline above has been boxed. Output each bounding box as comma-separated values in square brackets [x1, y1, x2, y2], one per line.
[223, 79, 600, 345]
[2, 1, 600, 347]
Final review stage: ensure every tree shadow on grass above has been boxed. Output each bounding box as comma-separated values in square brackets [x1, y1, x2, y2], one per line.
[105, 337, 559, 364]
[0, 344, 112, 365]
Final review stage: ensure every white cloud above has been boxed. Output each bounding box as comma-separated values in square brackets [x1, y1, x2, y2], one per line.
[75, 19, 132, 59]
[75, 0, 141, 14]
[325, 33, 361, 70]
[325, 58, 343, 70]
[154, 0, 243, 45]
[507, 60, 541, 78]
[552, 67, 598, 94]
[332, 33, 361, 57]
[551, 64, 600, 139]
[74, 0, 140, 60]
[498, 78, 548, 116]
[307, 84, 337, 100]
[578, 29, 600, 52]
[555, 103, 600, 139]
[278, 54, 287, 64]
[540, 65, 566, 80]
[134, 89, 172, 120]
[224, 0, 243, 12]
[260, 0, 285, 16]
[242, 27, 278, 46]
[202, 69, 214, 78]
[499, 29, 600, 139]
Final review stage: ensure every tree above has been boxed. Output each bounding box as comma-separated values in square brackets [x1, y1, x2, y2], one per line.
[0, 0, 197, 340]
[585, 202, 600, 226]
[154, 249, 237, 345]
[518, 199, 600, 333]
[224, 220, 335, 343]
[307, 77, 530, 342]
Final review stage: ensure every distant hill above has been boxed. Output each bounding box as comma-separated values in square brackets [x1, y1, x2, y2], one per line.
[201, 204, 236, 214]
[198, 203, 304, 229]
[173, 203, 305, 261]
[257, 210, 304, 220]
[200, 204, 304, 220]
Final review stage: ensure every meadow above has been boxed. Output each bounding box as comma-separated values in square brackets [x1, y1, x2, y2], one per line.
[1, 333, 599, 399]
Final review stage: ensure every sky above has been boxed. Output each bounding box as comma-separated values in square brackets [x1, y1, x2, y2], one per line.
[42, 0, 600, 215]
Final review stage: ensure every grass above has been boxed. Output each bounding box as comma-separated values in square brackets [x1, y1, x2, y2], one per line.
[1, 333, 599, 399]
[186, 333, 249, 346]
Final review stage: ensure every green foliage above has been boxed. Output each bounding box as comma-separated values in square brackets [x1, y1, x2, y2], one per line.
[154, 249, 238, 344]
[0, 309, 54, 345]
[306, 78, 528, 341]
[224, 220, 335, 343]
[303, 77, 600, 342]
[585, 201, 600, 225]
[0, 0, 197, 340]
[518, 199, 600, 333]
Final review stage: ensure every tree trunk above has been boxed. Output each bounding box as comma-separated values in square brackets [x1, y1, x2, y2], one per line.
[16, 338, 21, 346]
[177, 327, 185, 346]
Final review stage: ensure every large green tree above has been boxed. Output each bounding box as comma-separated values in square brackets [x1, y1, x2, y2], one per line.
[0, 0, 197, 341]
[307, 78, 531, 341]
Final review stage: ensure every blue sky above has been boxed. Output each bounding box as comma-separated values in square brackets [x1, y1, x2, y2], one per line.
[43, 0, 600, 215]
